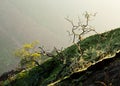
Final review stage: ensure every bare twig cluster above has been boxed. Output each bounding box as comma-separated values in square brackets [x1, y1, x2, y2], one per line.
[66, 11, 98, 43]
[39, 46, 55, 57]
[39, 46, 66, 63]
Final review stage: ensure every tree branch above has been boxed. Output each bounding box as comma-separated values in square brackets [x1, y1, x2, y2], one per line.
[39, 47, 55, 58]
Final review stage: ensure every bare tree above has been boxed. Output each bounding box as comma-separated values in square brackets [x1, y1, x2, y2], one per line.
[66, 11, 97, 43]
[65, 11, 98, 56]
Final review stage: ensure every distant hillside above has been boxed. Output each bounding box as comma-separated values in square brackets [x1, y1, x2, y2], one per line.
[1, 28, 120, 86]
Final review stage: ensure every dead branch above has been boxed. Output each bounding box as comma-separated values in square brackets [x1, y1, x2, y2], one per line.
[54, 47, 65, 62]
[39, 47, 55, 58]
[39, 46, 65, 62]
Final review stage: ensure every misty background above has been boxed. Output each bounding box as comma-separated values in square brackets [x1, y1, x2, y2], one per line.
[0, 0, 120, 75]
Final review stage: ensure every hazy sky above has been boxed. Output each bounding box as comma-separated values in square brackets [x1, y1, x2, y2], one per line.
[1, 0, 120, 49]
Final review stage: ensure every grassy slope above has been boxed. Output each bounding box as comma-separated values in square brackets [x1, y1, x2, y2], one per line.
[2, 28, 120, 86]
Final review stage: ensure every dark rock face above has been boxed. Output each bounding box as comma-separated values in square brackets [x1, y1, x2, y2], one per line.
[83, 59, 120, 86]
[57, 52, 120, 86]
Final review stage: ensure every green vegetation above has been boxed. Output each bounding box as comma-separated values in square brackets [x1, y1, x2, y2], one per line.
[1, 27, 120, 86]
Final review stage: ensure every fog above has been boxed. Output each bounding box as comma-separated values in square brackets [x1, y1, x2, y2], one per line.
[1, 0, 120, 49]
[0, 0, 120, 74]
